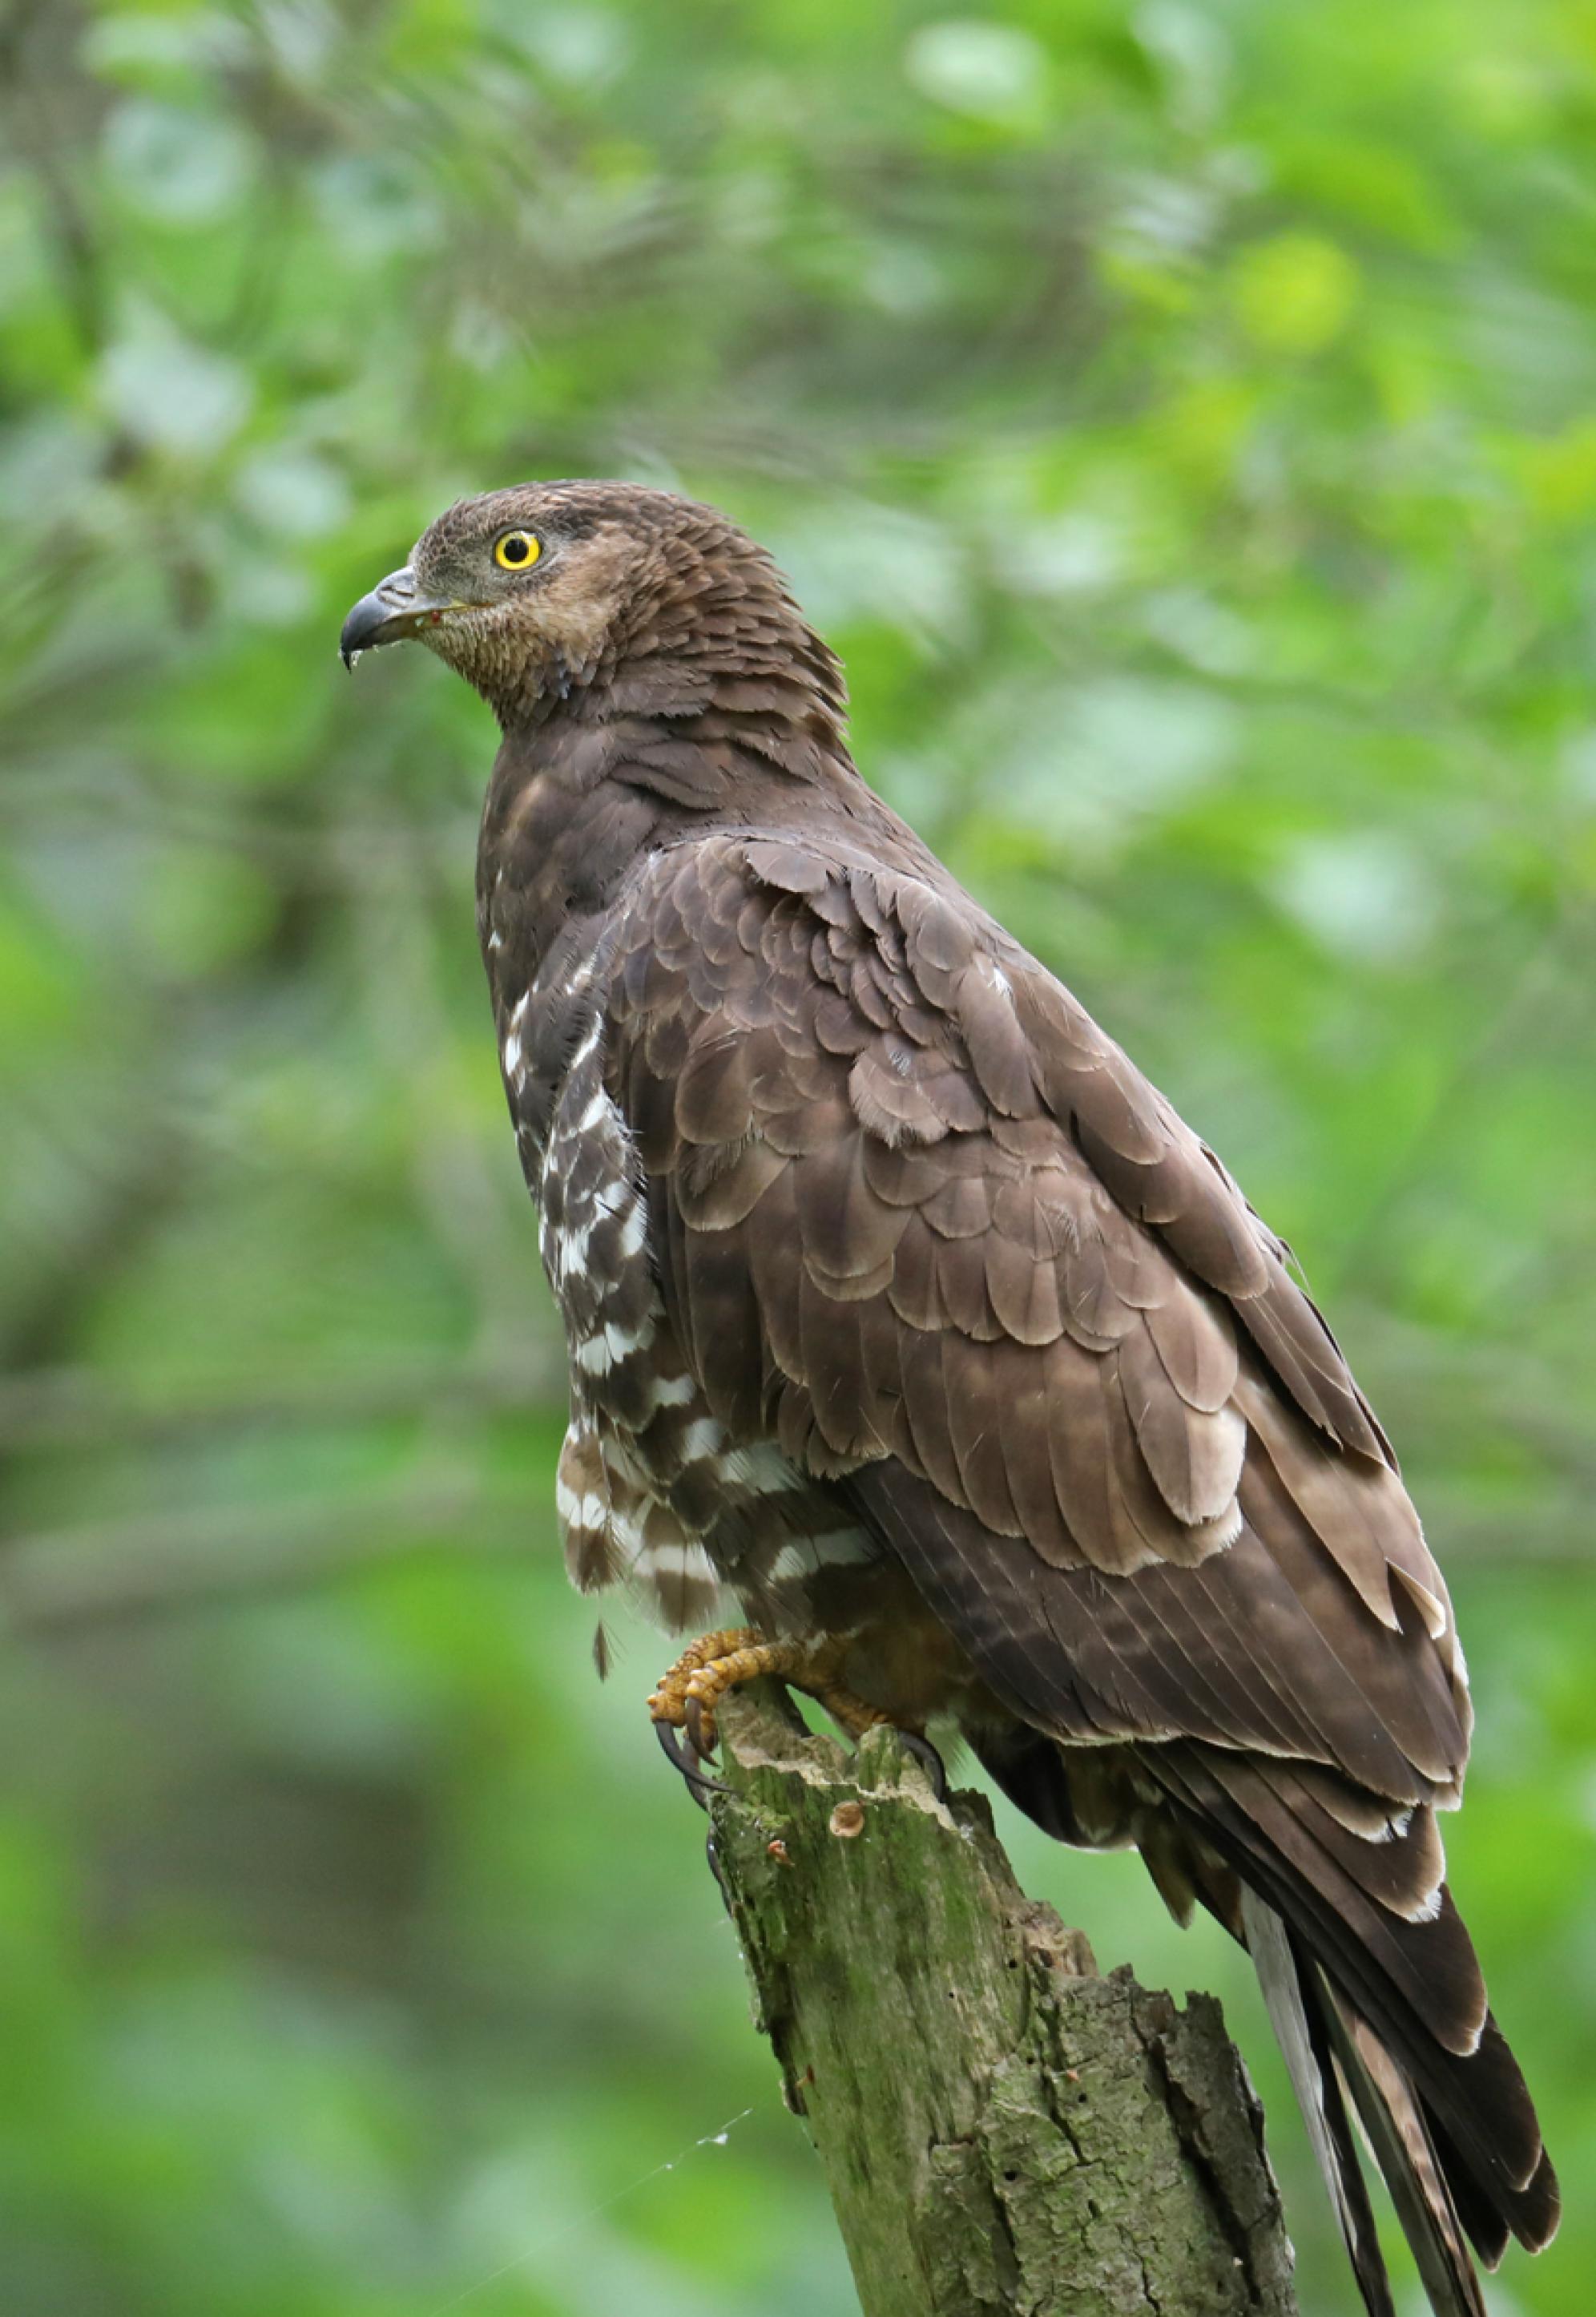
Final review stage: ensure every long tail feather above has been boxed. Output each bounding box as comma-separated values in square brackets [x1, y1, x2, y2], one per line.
[1324, 1992, 1487, 2317]
[1151, 1741, 1558, 2308]
[1240, 1887, 1396, 2317]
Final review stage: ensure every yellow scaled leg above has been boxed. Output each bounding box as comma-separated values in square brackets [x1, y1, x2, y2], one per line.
[648, 1626, 820, 1758]
[647, 1627, 944, 1798]
[646, 1625, 761, 1733]
[810, 1681, 890, 1745]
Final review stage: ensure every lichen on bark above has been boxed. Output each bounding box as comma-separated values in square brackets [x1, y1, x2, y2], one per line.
[706, 1687, 1300, 2317]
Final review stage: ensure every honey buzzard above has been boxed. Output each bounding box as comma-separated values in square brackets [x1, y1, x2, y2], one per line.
[342, 482, 1558, 2315]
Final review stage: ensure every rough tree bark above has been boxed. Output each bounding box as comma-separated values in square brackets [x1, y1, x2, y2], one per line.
[705, 1688, 1300, 2317]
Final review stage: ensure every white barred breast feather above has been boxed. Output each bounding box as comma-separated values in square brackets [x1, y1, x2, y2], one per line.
[554, 1415, 723, 1633]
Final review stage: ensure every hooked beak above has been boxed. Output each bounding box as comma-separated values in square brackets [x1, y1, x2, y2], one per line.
[339, 567, 453, 668]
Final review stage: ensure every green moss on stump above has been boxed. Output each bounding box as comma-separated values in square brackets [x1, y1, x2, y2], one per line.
[708, 1690, 1299, 2317]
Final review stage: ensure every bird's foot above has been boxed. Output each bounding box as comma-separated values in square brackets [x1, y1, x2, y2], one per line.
[647, 1628, 945, 1798]
[647, 1626, 802, 1762]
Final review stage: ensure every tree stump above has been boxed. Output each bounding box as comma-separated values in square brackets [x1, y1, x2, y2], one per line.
[706, 1688, 1300, 2317]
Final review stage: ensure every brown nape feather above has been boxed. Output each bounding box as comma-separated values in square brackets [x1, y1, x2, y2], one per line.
[343, 479, 1558, 2317]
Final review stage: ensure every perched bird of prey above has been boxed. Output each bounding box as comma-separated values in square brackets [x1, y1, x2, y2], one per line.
[342, 482, 1557, 2315]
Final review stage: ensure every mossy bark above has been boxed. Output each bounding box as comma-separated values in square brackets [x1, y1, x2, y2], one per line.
[707, 1689, 1300, 2317]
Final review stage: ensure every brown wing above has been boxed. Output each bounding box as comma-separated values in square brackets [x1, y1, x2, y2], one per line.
[602, 827, 1555, 2265]
[608, 828, 1468, 1797]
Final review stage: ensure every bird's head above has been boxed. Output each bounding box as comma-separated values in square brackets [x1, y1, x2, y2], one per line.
[340, 479, 838, 731]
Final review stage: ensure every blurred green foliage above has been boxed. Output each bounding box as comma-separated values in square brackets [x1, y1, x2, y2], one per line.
[2, 0, 1594, 2311]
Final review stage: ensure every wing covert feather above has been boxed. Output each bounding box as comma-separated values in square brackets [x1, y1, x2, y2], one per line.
[603, 832, 1469, 1796]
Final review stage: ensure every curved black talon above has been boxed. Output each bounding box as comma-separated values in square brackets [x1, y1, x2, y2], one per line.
[896, 1727, 949, 1805]
[655, 1715, 732, 1802]
[682, 1692, 718, 1764]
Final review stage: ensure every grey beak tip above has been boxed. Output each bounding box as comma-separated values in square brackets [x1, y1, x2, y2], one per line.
[339, 567, 422, 669]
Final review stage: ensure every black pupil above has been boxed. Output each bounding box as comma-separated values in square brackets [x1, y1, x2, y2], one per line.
[503, 535, 530, 563]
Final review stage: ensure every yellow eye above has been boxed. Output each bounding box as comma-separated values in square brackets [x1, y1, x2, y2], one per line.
[494, 529, 542, 571]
